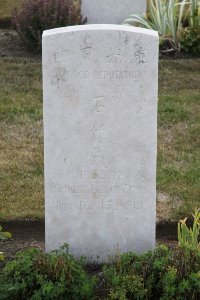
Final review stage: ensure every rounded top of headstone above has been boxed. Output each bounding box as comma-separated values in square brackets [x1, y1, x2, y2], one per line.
[43, 24, 158, 38]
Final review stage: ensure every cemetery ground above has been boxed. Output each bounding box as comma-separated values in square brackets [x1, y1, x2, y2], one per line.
[0, 53, 200, 261]
[0, 54, 199, 299]
[0, 41, 200, 223]
[0, 28, 199, 299]
[0, 0, 23, 27]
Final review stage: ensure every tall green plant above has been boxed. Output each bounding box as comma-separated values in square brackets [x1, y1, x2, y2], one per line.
[0, 225, 12, 261]
[0, 252, 4, 261]
[124, 0, 168, 35]
[190, 0, 200, 26]
[166, 0, 187, 48]
[178, 208, 200, 249]
[123, 0, 188, 51]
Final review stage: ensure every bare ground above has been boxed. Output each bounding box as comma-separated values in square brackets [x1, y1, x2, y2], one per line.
[0, 29, 40, 58]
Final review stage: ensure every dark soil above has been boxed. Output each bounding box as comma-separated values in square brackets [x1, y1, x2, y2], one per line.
[0, 29, 40, 59]
[0, 17, 12, 29]
[0, 28, 198, 60]
[0, 220, 178, 270]
[0, 221, 44, 269]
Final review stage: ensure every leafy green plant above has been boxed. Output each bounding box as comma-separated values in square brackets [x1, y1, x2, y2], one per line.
[178, 208, 200, 249]
[0, 225, 12, 241]
[181, 0, 200, 56]
[169, 0, 200, 53]
[0, 225, 12, 262]
[0, 252, 4, 262]
[180, 26, 200, 54]
[0, 245, 95, 299]
[103, 211, 200, 300]
[187, 0, 200, 27]
[123, 0, 189, 52]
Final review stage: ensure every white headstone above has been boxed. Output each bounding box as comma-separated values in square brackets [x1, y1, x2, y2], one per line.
[43, 24, 158, 263]
[81, 0, 146, 24]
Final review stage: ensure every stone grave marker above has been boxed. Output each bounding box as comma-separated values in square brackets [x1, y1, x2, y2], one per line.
[81, 0, 146, 24]
[43, 24, 159, 263]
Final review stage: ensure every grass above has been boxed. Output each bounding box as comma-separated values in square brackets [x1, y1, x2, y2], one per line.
[0, 0, 23, 19]
[0, 58, 43, 220]
[0, 57, 199, 221]
[158, 59, 200, 218]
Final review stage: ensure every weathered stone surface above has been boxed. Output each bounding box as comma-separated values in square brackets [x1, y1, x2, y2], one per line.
[43, 25, 159, 263]
[81, 0, 146, 24]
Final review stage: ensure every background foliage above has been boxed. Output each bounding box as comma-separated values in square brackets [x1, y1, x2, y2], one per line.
[0, 245, 95, 300]
[12, 0, 84, 52]
[103, 211, 200, 299]
[124, 0, 200, 55]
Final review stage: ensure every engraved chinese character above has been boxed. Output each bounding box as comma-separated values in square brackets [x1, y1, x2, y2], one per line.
[91, 123, 107, 141]
[102, 199, 112, 210]
[134, 43, 147, 64]
[80, 34, 93, 59]
[52, 66, 66, 88]
[91, 96, 106, 113]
